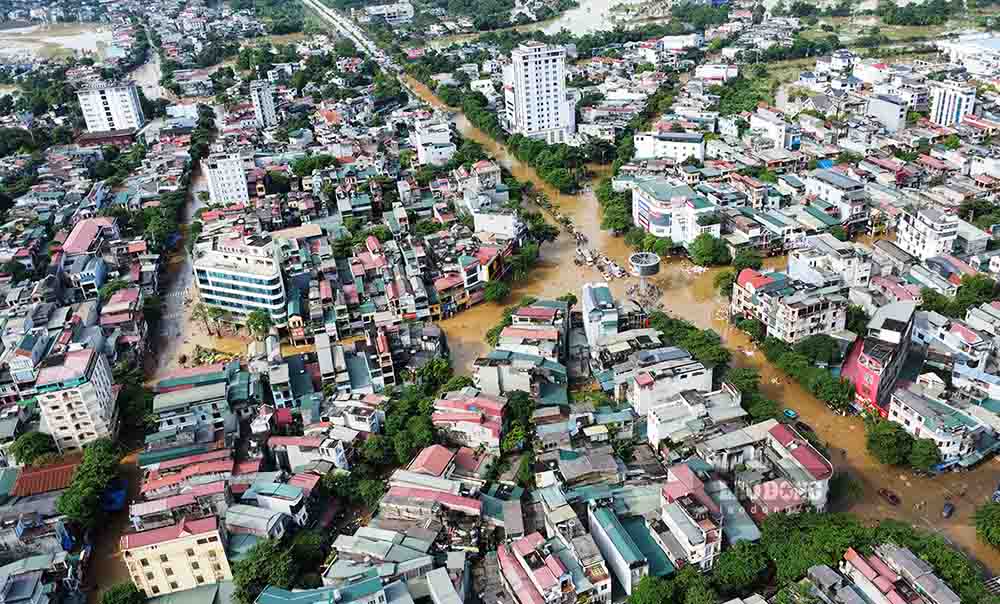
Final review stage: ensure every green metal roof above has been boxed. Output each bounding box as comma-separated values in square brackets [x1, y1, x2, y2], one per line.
[592, 507, 644, 566]
[621, 517, 675, 577]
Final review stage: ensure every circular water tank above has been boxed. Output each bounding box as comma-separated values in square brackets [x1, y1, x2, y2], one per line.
[629, 252, 661, 277]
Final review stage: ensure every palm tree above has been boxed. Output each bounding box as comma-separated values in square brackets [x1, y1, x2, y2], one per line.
[207, 307, 226, 334]
[191, 302, 212, 335]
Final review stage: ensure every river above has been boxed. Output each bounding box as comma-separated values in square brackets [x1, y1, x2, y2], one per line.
[403, 75, 1000, 576]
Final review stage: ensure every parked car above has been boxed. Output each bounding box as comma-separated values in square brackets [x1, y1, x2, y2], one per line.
[878, 488, 900, 506]
[794, 420, 814, 433]
[943, 502, 955, 518]
[783, 408, 799, 420]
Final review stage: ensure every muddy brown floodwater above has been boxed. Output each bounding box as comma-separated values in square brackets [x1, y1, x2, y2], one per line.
[404, 76, 1000, 575]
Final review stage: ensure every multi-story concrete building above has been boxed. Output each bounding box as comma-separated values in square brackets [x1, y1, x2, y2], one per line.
[205, 152, 251, 205]
[866, 94, 907, 132]
[631, 180, 720, 247]
[360, 1, 414, 24]
[896, 206, 958, 261]
[250, 80, 278, 129]
[194, 234, 287, 327]
[36, 349, 117, 453]
[888, 387, 986, 465]
[929, 80, 976, 127]
[657, 464, 722, 570]
[803, 170, 868, 232]
[841, 301, 916, 416]
[731, 269, 848, 344]
[412, 120, 456, 166]
[497, 532, 575, 604]
[749, 107, 800, 150]
[621, 348, 714, 415]
[633, 131, 705, 163]
[121, 517, 231, 597]
[787, 233, 872, 289]
[431, 388, 506, 452]
[503, 42, 576, 144]
[77, 80, 146, 133]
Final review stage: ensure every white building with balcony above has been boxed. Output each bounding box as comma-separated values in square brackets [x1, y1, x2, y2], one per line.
[896, 206, 958, 261]
[631, 180, 720, 247]
[193, 234, 287, 327]
[36, 348, 117, 453]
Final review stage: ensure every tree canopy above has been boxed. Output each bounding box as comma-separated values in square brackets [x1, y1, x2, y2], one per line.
[9, 431, 56, 466]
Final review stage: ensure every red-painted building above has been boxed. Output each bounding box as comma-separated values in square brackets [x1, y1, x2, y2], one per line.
[840, 301, 916, 416]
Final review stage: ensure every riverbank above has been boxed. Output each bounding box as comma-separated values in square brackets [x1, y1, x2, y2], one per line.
[0, 22, 111, 59]
[403, 75, 1000, 576]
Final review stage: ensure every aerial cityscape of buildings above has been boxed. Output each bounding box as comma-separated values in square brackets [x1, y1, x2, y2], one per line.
[1, 1, 1000, 604]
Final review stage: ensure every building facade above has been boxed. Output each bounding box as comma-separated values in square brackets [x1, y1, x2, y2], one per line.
[121, 517, 232, 597]
[36, 349, 118, 453]
[250, 80, 278, 129]
[206, 152, 251, 205]
[194, 235, 288, 327]
[631, 180, 720, 246]
[929, 80, 976, 127]
[78, 80, 146, 133]
[896, 206, 958, 262]
[503, 42, 576, 145]
[633, 132, 706, 163]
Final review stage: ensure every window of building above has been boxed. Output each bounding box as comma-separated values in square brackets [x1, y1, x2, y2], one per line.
[140, 559, 149, 567]
[151, 587, 160, 595]
[196, 576, 205, 584]
[160, 555, 168, 563]
[145, 573, 154, 580]
[165, 568, 174, 577]
[192, 562, 200, 570]
[170, 582, 179, 590]
[186, 549, 195, 556]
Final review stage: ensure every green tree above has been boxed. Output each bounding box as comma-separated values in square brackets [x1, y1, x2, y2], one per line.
[846, 305, 869, 335]
[101, 583, 146, 604]
[557, 292, 578, 307]
[865, 419, 914, 466]
[628, 576, 676, 604]
[246, 309, 273, 340]
[975, 503, 1000, 548]
[441, 375, 474, 392]
[417, 357, 453, 395]
[732, 249, 763, 272]
[484, 280, 512, 303]
[57, 438, 121, 529]
[358, 479, 386, 508]
[714, 269, 736, 298]
[713, 541, 769, 595]
[290, 530, 327, 570]
[9, 431, 56, 466]
[725, 367, 761, 395]
[233, 539, 296, 604]
[909, 438, 942, 472]
[829, 225, 848, 241]
[689, 233, 731, 266]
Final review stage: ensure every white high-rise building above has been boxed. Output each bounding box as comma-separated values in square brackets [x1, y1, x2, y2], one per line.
[503, 42, 576, 144]
[250, 80, 278, 129]
[930, 80, 976, 126]
[37, 349, 118, 453]
[77, 80, 146, 133]
[205, 152, 250, 204]
[194, 234, 288, 327]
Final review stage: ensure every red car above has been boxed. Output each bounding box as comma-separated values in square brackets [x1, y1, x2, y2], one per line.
[878, 488, 901, 506]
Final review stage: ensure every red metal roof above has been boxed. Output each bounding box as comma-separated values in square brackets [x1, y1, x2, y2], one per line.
[120, 516, 219, 550]
[11, 457, 81, 496]
[409, 444, 455, 477]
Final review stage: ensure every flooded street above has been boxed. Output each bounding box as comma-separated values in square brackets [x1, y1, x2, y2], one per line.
[405, 76, 1000, 575]
[130, 48, 164, 100]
